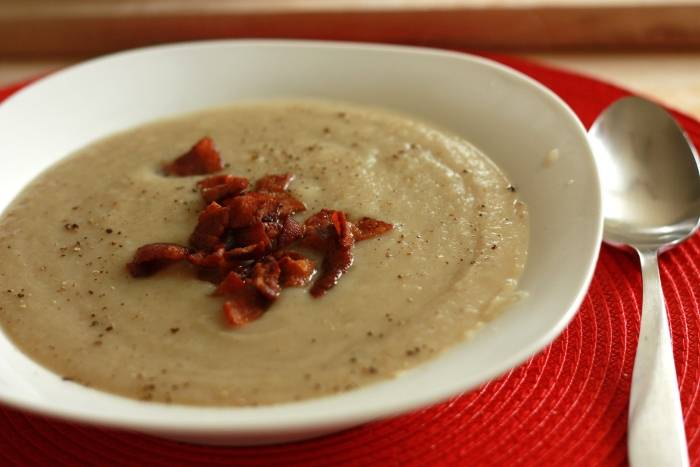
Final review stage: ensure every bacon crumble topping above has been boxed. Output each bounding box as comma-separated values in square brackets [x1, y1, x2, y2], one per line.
[126, 243, 189, 278]
[128, 138, 393, 328]
[309, 210, 355, 297]
[254, 173, 294, 192]
[162, 137, 223, 176]
[197, 174, 249, 203]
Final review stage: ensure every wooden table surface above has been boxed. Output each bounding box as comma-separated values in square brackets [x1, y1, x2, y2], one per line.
[3, 1, 700, 55]
[3, 53, 699, 120]
[527, 53, 700, 120]
[2, 1, 700, 120]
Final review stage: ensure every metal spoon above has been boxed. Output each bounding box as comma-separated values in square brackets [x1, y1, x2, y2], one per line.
[589, 96, 700, 467]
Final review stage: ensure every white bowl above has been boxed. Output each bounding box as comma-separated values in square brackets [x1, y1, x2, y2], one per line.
[0, 40, 601, 445]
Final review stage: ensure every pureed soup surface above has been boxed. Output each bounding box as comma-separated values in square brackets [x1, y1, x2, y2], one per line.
[0, 100, 528, 406]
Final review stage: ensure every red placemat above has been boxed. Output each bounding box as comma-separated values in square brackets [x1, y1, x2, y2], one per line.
[1, 53, 699, 467]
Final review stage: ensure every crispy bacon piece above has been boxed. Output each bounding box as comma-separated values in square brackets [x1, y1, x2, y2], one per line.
[127, 243, 189, 277]
[187, 247, 227, 269]
[187, 247, 250, 283]
[352, 217, 394, 241]
[163, 137, 223, 176]
[301, 209, 336, 251]
[216, 272, 266, 328]
[226, 222, 271, 259]
[189, 201, 229, 251]
[310, 245, 354, 297]
[233, 221, 270, 247]
[276, 252, 316, 287]
[274, 250, 309, 261]
[198, 174, 240, 189]
[251, 257, 282, 300]
[226, 193, 276, 229]
[277, 217, 305, 248]
[215, 270, 247, 295]
[223, 301, 265, 328]
[197, 175, 249, 203]
[225, 243, 262, 259]
[331, 211, 345, 238]
[242, 207, 304, 250]
[255, 173, 294, 192]
[272, 192, 306, 217]
[226, 192, 305, 229]
[262, 220, 283, 244]
[309, 211, 355, 297]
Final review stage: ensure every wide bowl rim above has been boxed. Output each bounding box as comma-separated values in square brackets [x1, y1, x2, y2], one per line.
[0, 39, 602, 435]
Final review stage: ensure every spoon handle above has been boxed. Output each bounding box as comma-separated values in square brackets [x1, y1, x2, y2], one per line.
[628, 249, 689, 467]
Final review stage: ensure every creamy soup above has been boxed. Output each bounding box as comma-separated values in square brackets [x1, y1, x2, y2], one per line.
[0, 100, 528, 405]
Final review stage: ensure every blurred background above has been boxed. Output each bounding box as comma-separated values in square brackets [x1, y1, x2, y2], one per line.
[1, 0, 699, 118]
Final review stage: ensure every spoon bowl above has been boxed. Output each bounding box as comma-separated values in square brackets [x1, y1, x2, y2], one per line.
[589, 95, 700, 467]
[589, 96, 700, 251]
